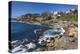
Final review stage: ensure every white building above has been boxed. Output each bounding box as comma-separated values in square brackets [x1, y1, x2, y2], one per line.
[53, 11, 58, 15]
[65, 10, 70, 14]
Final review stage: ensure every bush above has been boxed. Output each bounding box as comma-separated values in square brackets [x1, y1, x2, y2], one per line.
[57, 14, 78, 21]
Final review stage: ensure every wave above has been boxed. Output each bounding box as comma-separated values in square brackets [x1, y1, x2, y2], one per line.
[38, 27, 65, 44]
[10, 27, 65, 53]
[10, 19, 65, 53]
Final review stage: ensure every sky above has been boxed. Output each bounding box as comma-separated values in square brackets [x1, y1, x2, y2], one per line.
[9, 1, 78, 18]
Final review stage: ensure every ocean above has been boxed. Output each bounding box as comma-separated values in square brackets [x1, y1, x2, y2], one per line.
[10, 18, 49, 41]
[9, 18, 65, 52]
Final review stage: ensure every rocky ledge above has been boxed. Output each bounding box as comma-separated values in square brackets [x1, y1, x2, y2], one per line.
[38, 21, 78, 51]
[10, 21, 78, 53]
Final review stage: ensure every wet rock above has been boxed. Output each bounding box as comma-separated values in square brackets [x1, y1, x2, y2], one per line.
[40, 41, 47, 46]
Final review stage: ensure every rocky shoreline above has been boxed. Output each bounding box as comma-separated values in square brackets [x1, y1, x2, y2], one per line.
[10, 8, 78, 53]
[10, 20, 78, 53]
[36, 20, 78, 51]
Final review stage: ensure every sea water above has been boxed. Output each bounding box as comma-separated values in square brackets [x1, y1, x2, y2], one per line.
[9, 18, 65, 52]
[10, 18, 49, 41]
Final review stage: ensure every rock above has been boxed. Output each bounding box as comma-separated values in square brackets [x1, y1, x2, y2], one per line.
[47, 46, 55, 50]
[46, 39, 50, 43]
[69, 37, 75, 42]
[35, 48, 42, 51]
[27, 23, 77, 51]
[66, 23, 78, 38]
[68, 28, 75, 37]
[41, 41, 47, 46]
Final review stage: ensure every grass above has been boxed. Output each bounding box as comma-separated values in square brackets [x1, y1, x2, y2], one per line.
[57, 14, 78, 21]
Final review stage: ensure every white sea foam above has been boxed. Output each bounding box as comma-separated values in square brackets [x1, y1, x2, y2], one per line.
[38, 27, 65, 44]
[43, 27, 65, 37]
[11, 27, 65, 52]
[11, 45, 22, 53]
[25, 42, 36, 49]
[11, 42, 36, 53]
[11, 40, 18, 44]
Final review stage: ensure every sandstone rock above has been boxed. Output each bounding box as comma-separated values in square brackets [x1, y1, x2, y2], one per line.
[47, 46, 55, 50]
[67, 24, 77, 38]
[38, 21, 77, 51]
[46, 39, 50, 43]
[69, 37, 75, 42]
